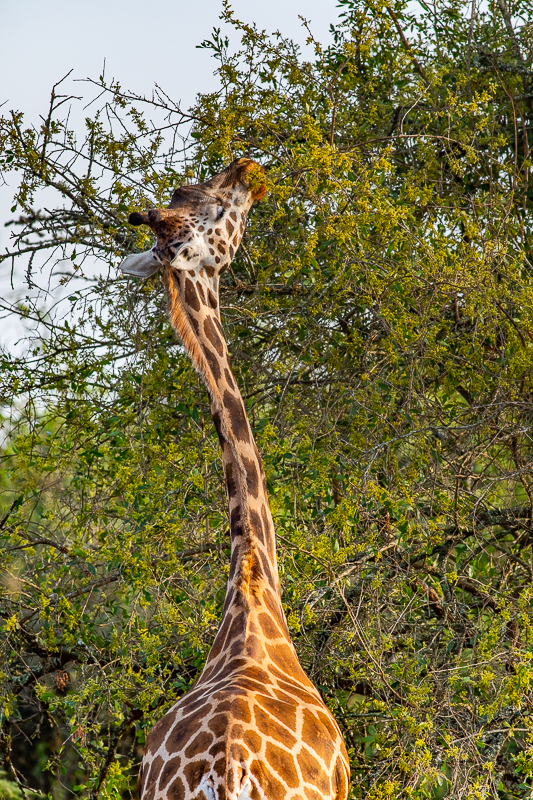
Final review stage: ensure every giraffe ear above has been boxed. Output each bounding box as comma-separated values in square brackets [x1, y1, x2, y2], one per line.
[128, 212, 150, 226]
[120, 249, 160, 277]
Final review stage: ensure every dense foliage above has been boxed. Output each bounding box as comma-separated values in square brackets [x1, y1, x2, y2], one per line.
[1, 0, 533, 797]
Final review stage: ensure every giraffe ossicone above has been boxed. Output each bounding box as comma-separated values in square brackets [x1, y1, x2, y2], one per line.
[121, 158, 350, 800]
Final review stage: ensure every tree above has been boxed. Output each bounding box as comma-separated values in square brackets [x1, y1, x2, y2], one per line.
[1, 0, 533, 797]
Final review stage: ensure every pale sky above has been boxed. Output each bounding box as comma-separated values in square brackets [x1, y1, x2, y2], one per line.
[0, 0, 340, 351]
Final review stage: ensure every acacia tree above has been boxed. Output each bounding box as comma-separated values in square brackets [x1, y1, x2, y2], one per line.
[1, 1, 533, 797]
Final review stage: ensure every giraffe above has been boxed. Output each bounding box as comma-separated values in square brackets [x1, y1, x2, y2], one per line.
[121, 158, 350, 800]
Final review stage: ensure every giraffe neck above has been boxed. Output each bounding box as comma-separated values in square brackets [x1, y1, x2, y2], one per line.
[164, 266, 283, 615]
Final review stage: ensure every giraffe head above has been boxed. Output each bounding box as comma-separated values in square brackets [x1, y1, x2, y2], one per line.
[120, 158, 266, 281]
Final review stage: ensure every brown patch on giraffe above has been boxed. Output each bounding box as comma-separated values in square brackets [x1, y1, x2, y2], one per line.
[144, 755, 164, 795]
[158, 756, 182, 790]
[229, 245, 234, 259]
[224, 368, 235, 391]
[250, 759, 285, 799]
[213, 755, 226, 776]
[245, 634, 267, 662]
[208, 289, 218, 309]
[214, 317, 225, 337]
[190, 315, 200, 336]
[206, 265, 215, 278]
[243, 664, 270, 683]
[167, 776, 186, 800]
[146, 713, 173, 754]
[184, 729, 214, 758]
[334, 754, 350, 799]
[216, 785, 225, 800]
[303, 788, 322, 800]
[165, 714, 202, 754]
[248, 510, 264, 544]
[230, 210, 237, 222]
[183, 759, 209, 791]
[243, 728, 262, 753]
[203, 345, 222, 382]
[274, 677, 320, 704]
[207, 713, 227, 738]
[301, 709, 336, 766]
[224, 463, 238, 500]
[184, 278, 201, 312]
[268, 642, 302, 673]
[257, 694, 298, 732]
[217, 243, 226, 254]
[188, 270, 195, 277]
[230, 696, 252, 723]
[298, 747, 331, 795]
[254, 704, 297, 747]
[223, 391, 250, 443]
[209, 740, 226, 758]
[272, 687, 298, 705]
[266, 741, 300, 788]
[226, 219, 235, 236]
[258, 612, 282, 640]
[197, 282, 206, 304]
[204, 317, 225, 356]
[242, 456, 260, 498]
[258, 550, 276, 588]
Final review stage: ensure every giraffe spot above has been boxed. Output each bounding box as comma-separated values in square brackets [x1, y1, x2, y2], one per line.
[215, 317, 225, 336]
[272, 687, 297, 705]
[229, 245, 234, 260]
[214, 227, 222, 236]
[183, 760, 209, 792]
[196, 282, 206, 304]
[159, 757, 182, 790]
[219, 264, 227, 274]
[302, 709, 336, 766]
[268, 642, 301, 674]
[231, 696, 252, 723]
[254, 705, 297, 748]
[223, 391, 250, 443]
[184, 278, 201, 312]
[188, 270, 195, 277]
[266, 741, 300, 788]
[198, 225, 205, 232]
[243, 664, 270, 684]
[208, 237, 215, 244]
[229, 742, 249, 762]
[216, 785, 225, 800]
[146, 714, 174, 754]
[317, 709, 340, 742]
[230, 211, 237, 222]
[208, 290, 218, 309]
[258, 549, 276, 588]
[263, 587, 282, 620]
[297, 747, 330, 794]
[230, 504, 242, 533]
[209, 248, 215, 255]
[204, 317, 225, 356]
[334, 754, 350, 799]
[224, 462, 238, 499]
[206, 265, 215, 277]
[275, 678, 321, 705]
[208, 740, 226, 758]
[190, 316, 200, 336]
[245, 634, 267, 662]
[165, 715, 202, 755]
[217, 243, 226, 255]
[257, 695, 298, 732]
[303, 788, 322, 800]
[249, 509, 264, 544]
[208, 713, 227, 738]
[202, 345, 221, 382]
[224, 610, 246, 649]
[213, 755, 226, 776]
[185, 730, 214, 758]
[242, 456, 260, 498]
[207, 229, 213, 235]
[215, 256, 221, 264]
[224, 368, 235, 390]
[229, 543, 240, 581]
[243, 728, 262, 754]
[144, 755, 164, 795]
[250, 759, 285, 799]
[258, 612, 282, 640]
[226, 219, 235, 236]
[212, 410, 224, 447]
[167, 776, 186, 800]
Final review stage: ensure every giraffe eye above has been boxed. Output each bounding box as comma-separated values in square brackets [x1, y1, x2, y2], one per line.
[216, 205, 224, 220]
